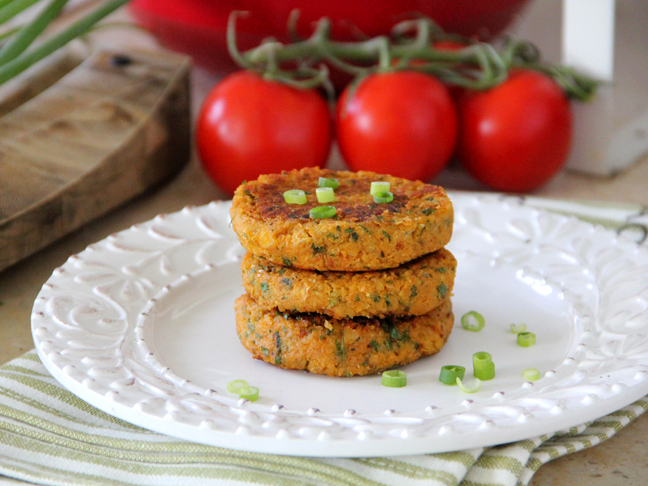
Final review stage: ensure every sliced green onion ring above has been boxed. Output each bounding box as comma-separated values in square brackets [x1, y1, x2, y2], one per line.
[461, 311, 485, 332]
[283, 189, 307, 205]
[439, 365, 465, 385]
[318, 177, 339, 189]
[456, 377, 482, 393]
[473, 352, 495, 381]
[523, 368, 541, 381]
[382, 370, 407, 387]
[316, 187, 335, 203]
[239, 385, 259, 402]
[370, 181, 390, 196]
[373, 191, 394, 204]
[517, 332, 536, 347]
[226, 379, 249, 394]
[310, 205, 336, 219]
[510, 323, 527, 334]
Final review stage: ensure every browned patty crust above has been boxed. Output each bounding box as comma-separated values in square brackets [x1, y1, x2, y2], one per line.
[230, 168, 454, 271]
[241, 248, 456, 319]
[235, 294, 454, 377]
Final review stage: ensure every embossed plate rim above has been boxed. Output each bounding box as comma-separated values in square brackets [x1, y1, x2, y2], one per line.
[31, 193, 648, 456]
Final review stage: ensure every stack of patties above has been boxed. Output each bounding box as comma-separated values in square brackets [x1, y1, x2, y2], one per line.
[230, 167, 456, 377]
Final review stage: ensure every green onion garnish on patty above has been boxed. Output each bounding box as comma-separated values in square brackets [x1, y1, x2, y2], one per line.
[283, 189, 307, 204]
[318, 177, 339, 189]
[316, 187, 335, 203]
[310, 206, 336, 219]
[370, 181, 390, 196]
[373, 191, 394, 204]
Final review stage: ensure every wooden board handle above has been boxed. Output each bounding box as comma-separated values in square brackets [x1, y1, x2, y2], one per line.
[0, 48, 192, 272]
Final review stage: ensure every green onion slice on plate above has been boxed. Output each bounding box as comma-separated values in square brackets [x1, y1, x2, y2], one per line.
[523, 368, 541, 381]
[461, 311, 485, 332]
[456, 377, 482, 393]
[517, 332, 536, 347]
[473, 352, 495, 381]
[510, 323, 527, 334]
[382, 370, 407, 387]
[239, 385, 259, 402]
[439, 365, 465, 385]
[226, 379, 249, 394]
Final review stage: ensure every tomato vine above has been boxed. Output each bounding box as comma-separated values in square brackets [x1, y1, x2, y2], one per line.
[226, 10, 598, 101]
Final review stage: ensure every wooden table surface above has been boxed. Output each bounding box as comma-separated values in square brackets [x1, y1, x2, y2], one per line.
[1, 12, 648, 484]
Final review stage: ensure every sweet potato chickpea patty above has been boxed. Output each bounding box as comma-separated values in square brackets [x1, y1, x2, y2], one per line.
[241, 248, 456, 319]
[235, 294, 454, 377]
[230, 167, 453, 271]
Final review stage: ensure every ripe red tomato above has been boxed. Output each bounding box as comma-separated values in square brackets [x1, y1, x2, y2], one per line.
[457, 69, 572, 192]
[335, 71, 458, 182]
[196, 71, 332, 195]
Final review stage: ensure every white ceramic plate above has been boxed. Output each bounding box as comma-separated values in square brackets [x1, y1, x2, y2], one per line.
[32, 193, 648, 457]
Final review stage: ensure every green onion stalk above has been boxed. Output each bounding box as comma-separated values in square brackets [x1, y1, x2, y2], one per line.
[0, 0, 130, 86]
[226, 10, 599, 102]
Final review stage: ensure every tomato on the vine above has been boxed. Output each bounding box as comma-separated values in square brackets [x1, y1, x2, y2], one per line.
[456, 69, 572, 192]
[196, 71, 332, 195]
[335, 71, 458, 182]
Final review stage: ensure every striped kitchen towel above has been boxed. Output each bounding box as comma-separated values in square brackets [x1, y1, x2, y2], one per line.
[1, 196, 647, 486]
[0, 351, 646, 486]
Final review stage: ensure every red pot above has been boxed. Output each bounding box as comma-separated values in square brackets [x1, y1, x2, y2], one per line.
[130, 0, 531, 72]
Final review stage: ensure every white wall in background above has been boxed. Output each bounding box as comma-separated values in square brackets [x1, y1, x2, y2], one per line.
[508, 0, 648, 176]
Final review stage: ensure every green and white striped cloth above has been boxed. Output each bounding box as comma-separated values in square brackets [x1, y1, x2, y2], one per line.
[1, 351, 647, 486]
[1, 196, 647, 486]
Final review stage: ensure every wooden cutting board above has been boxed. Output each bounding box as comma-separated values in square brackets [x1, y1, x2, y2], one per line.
[0, 44, 192, 273]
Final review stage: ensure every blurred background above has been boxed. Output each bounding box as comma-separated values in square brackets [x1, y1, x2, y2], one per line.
[127, 0, 648, 186]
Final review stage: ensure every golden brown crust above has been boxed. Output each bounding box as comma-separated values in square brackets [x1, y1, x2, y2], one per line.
[229, 168, 453, 271]
[241, 249, 456, 319]
[234, 294, 454, 377]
